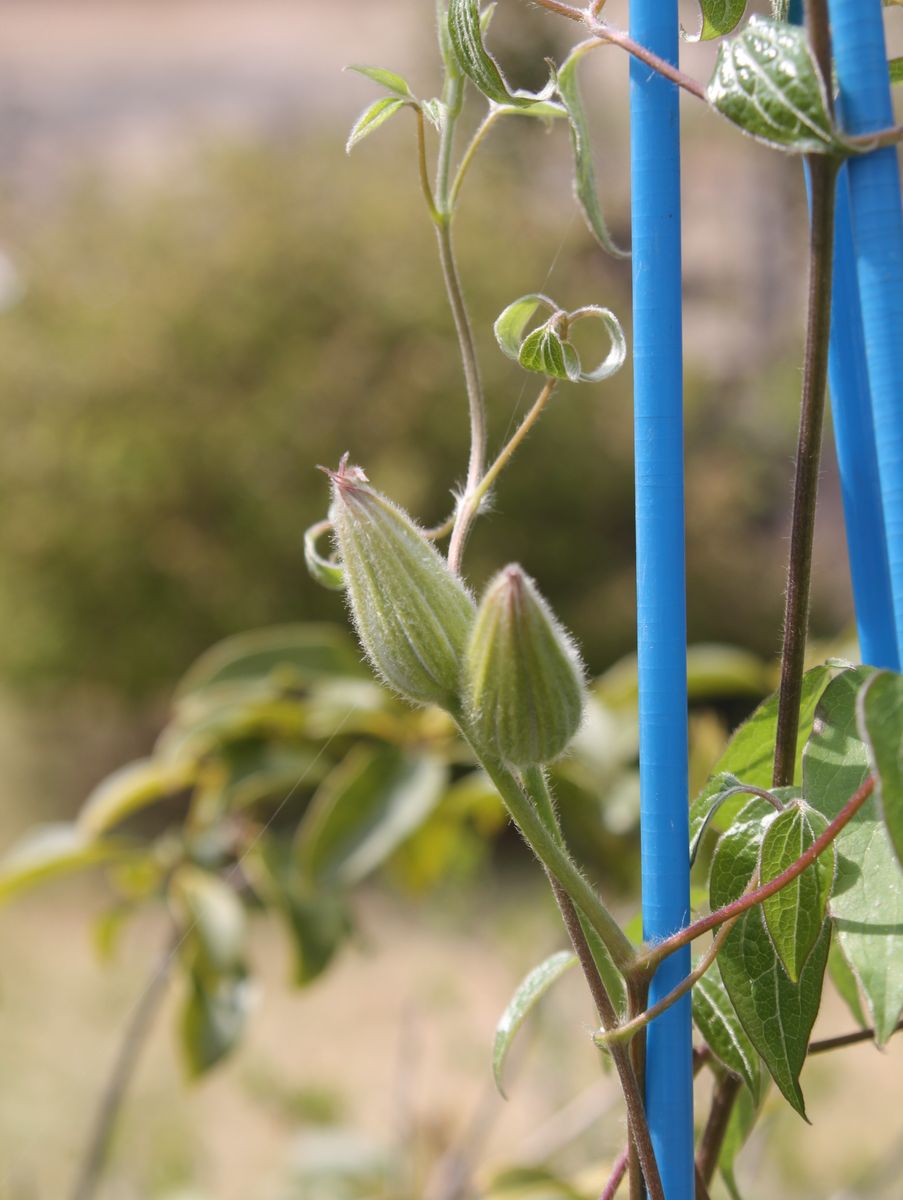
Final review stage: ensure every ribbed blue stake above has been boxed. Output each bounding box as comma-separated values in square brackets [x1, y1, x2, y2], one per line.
[788, 0, 899, 671]
[826, 0, 903, 654]
[629, 2, 693, 1196]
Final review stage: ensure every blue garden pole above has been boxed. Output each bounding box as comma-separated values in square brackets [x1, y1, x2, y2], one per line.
[789, 0, 899, 671]
[826, 0, 903, 653]
[629, 1, 693, 1195]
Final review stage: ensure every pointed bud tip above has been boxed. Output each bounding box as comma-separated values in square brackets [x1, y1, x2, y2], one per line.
[318, 452, 369, 494]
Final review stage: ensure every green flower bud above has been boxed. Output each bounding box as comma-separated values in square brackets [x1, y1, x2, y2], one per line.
[464, 564, 586, 766]
[326, 457, 475, 709]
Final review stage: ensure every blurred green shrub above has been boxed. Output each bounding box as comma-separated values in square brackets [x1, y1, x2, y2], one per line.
[0, 135, 801, 697]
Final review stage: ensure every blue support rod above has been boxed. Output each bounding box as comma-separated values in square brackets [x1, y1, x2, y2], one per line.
[629, 1, 693, 1196]
[827, 0, 903, 653]
[789, 0, 899, 671]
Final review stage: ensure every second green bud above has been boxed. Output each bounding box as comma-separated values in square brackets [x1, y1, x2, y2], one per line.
[464, 564, 586, 767]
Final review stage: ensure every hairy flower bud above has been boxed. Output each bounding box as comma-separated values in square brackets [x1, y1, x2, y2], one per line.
[326, 457, 475, 709]
[464, 564, 586, 766]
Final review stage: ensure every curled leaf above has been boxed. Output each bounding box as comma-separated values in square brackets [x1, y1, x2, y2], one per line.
[494, 296, 626, 384]
[304, 519, 345, 591]
[79, 757, 196, 837]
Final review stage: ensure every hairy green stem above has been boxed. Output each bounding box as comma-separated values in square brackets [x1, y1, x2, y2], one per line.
[463, 740, 635, 970]
[450, 107, 505, 207]
[70, 927, 177, 1200]
[638, 775, 874, 973]
[520, 766, 662, 1200]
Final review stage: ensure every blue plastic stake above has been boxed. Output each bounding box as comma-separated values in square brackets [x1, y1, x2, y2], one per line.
[629, 2, 693, 1196]
[788, 0, 899, 671]
[827, 0, 903, 654]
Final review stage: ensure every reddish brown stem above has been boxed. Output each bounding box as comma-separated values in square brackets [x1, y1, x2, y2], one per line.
[638, 775, 875, 973]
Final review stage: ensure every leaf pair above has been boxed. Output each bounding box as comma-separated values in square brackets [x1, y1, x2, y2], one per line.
[494, 295, 626, 384]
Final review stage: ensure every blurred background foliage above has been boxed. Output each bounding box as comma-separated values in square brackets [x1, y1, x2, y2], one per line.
[0, 131, 847, 711]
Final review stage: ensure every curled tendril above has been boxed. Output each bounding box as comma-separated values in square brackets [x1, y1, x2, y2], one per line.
[303, 519, 344, 591]
[494, 293, 626, 383]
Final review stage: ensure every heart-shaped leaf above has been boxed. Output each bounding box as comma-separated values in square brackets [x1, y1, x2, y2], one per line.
[706, 17, 847, 154]
[710, 798, 829, 1117]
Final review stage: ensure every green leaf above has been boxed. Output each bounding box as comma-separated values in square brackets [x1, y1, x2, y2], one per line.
[175, 624, 367, 699]
[891, 58, 903, 86]
[690, 665, 831, 848]
[803, 667, 903, 1044]
[706, 17, 847, 154]
[710, 798, 829, 1117]
[173, 866, 246, 976]
[554, 42, 629, 259]
[180, 966, 253, 1077]
[493, 950, 577, 1098]
[518, 325, 581, 382]
[78, 757, 196, 837]
[692, 969, 760, 1097]
[346, 65, 415, 99]
[220, 742, 327, 811]
[297, 746, 447, 887]
[346, 96, 408, 153]
[828, 932, 867, 1028]
[858, 670, 903, 870]
[0, 823, 125, 902]
[421, 97, 447, 130]
[760, 800, 834, 982]
[687, 0, 747, 42]
[447, 0, 550, 108]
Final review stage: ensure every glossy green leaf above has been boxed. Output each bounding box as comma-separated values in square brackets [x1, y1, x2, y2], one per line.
[180, 966, 253, 1077]
[346, 65, 415, 99]
[0, 824, 125, 902]
[175, 624, 366, 699]
[857, 670, 903, 869]
[78, 757, 196, 837]
[692, 968, 760, 1097]
[493, 950, 577, 1098]
[555, 42, 629, 259]
[688, 0, 747, 42]
[303, 520, 344, 591]
[890, 58, 903, 85]
[803, 667, 903, 1044]
[690, 665, 831, 847]
[297, 746, 447, 887]
[760, 800, 834, 982]
[706, 17, 847, 154]
[828, 932, 867, 1029]
[710, 798, 829, 1116]
[447, 0, 549, 108]
[173, 866, 246, 976]
[518, 325, 581, 382]
[346, 96, 408, 153]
